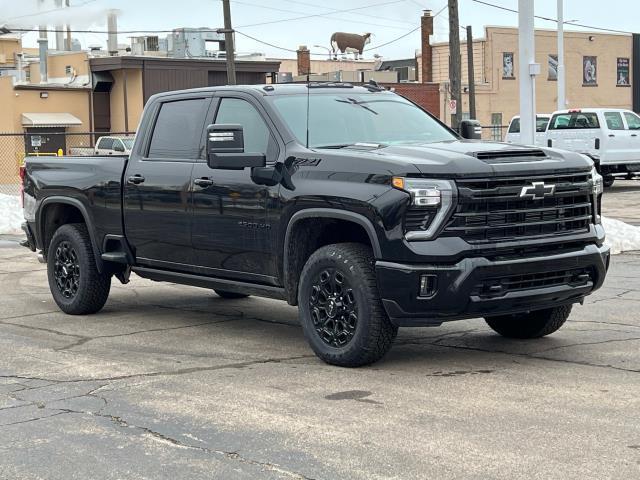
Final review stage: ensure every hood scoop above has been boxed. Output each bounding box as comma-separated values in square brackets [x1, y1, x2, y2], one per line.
[473, 148, 547, 163]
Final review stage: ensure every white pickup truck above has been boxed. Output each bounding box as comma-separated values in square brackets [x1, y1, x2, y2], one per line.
[94, 136, 135, 155]
[504, 114, 551, 146]
[546, 108, 640, 187]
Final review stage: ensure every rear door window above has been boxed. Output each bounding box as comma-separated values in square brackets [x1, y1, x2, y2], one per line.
[604, 112, 625, 130]
[147, 98, 211, 160]
[549, 112, 600, 130]
[624, 111, 640, 130]
[97, 137, 114, 150]
[536, 117, 550, 132]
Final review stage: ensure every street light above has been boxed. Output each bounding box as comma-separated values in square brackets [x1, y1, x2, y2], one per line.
[313, 45, 333, 60]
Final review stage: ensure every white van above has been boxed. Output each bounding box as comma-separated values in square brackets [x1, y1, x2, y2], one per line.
[546, 108, 640, 186]
[94, 136, 135, 156]
[504, 114, 551, 145]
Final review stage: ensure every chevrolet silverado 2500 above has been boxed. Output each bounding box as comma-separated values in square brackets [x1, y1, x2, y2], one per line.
[21, 83, 610, 366]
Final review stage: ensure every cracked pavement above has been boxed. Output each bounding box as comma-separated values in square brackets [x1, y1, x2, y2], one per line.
[1, 231, 640, 478]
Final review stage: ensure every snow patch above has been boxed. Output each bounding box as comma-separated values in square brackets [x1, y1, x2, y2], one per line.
[0, 194, 23, 235]
[603, 216, 640, 255]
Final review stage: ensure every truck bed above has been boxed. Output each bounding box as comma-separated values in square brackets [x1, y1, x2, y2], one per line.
[23, 155, 129, 244]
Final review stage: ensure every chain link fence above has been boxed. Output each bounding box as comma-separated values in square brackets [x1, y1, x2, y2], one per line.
[0, 132, 135, 196]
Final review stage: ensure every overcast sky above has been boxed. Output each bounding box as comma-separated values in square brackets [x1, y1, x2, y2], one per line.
[1, 0, 637, 60]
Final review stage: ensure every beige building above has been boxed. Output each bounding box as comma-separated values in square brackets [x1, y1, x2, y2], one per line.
[418, 26, 633, 137]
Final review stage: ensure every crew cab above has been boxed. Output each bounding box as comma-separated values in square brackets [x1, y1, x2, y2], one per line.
[21, 83, 610, 367]
[546, 108, 640, 186]
[504, 114, 551, 145]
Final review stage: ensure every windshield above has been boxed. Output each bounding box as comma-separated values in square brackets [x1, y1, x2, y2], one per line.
[121, 138, 135, 149]
[269, 93, 455, 148]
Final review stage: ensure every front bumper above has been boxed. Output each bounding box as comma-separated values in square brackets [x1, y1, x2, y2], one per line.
[376, 243, 610, 327]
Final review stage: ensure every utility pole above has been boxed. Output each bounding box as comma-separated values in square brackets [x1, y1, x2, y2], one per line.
[557, 0, 566, 110]
[448, 0, 461, 130]
[518, 0, 538, 145]
[466, 25, 476, 119]
[222, 0, 237, 85]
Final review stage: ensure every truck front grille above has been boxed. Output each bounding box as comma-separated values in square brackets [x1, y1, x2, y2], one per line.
[444, 173, 592, 243]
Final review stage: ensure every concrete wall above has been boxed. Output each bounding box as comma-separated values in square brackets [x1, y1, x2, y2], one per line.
[109, 69, 144, 132]
[0, 38, 20, 66]
[0, 77, 90, 133]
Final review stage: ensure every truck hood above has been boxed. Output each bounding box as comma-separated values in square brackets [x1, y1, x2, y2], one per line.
[327, 140, 593, 178]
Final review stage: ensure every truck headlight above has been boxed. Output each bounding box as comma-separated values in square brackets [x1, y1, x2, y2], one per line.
[392, 177, 456, 240]
[591, 166, 603, 195]
[590, 166, 603, 224]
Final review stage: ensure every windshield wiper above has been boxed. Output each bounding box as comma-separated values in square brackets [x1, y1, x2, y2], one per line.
[313, 144, 352, 149]
[335, 97, 378, 115]
[314, 142, 385, 150]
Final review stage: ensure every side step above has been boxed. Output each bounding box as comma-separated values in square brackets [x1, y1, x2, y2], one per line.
[131, 266, 286, 300]
[101, 252, 129, 264]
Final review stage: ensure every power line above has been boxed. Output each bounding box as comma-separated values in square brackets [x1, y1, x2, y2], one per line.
[1, 0, 100, 23]
[231, 0, 410, 31]
[280, 0, 415, 26]
[470, 0, 633, 35]
[234, 0, 408, 29]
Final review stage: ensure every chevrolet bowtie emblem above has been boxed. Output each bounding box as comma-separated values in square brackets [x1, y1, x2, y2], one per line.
[519, 182, 556, 200]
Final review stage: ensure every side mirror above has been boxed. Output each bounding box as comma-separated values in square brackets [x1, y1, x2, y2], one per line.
[206, 124, 266, 170]
[459, 119, 482, 139]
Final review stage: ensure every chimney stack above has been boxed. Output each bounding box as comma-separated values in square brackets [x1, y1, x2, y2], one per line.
[54, 0, 65, 50]
[107, 10, 118, 56]
[16, 53, 24, 83]
[421, 10, 434, 83]
[297, 45, 311, 76]
[38, 38, 48, 84]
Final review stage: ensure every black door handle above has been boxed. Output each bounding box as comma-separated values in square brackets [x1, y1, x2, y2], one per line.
[127, 174, 145, 185]
[632, 134, 638, 137]
[194, 177, 214, 187]
[608, 134, 615, 137]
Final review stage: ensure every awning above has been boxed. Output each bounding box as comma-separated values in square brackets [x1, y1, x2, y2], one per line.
[21, 113, 83, 128]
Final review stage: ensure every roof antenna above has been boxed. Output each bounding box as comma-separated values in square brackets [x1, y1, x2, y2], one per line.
[305, 73, 310, 148]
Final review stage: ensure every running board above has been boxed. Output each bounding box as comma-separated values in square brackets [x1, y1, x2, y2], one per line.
[131, 266, 286, 300]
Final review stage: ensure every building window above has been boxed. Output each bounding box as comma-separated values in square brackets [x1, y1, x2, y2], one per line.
[548, 54, 558, 81]
[502, 52, 515, 79]
[65, 65, 72, 75]
[583, 56, 597, 86]
[491, 112, 503, 141]
[617, 58, 630, 86]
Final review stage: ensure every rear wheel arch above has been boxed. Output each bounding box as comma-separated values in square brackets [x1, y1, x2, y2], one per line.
[38, 197, 104, 273]
[283, 209, 382, 306]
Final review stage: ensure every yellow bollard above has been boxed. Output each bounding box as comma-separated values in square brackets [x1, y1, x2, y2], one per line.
[57, 148, 63, 157]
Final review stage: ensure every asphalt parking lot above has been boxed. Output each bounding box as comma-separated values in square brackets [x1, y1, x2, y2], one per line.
[1, 181, 639, 480]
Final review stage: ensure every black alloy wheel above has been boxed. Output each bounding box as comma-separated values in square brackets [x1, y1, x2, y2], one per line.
[309, 268, 358, 348]
[53, 241, 80, 299]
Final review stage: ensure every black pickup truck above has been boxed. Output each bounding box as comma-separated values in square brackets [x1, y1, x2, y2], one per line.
[22, 83, 610, 366]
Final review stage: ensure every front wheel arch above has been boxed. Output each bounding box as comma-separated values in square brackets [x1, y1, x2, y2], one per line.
[283, 209, 382, 306]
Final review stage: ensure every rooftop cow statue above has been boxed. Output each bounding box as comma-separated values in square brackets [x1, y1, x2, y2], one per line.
[330, 32, 371, 60]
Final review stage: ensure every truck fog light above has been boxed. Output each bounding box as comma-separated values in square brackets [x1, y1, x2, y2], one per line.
[419, 274, 437, 297]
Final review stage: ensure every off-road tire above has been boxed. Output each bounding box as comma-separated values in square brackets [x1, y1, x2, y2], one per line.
[485, 305, 572, 339]
[47, 223, 111, 315]
[214, 290, 249, 299]
[298, 243, 397, 367]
